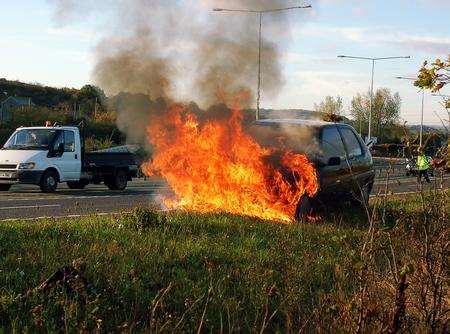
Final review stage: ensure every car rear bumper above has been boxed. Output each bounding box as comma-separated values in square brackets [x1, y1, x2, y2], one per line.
[0, 170, 43, 185]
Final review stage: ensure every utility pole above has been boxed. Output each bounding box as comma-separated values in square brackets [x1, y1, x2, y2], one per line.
[94, 97, 98, 120]
[213, 4, 312, 121]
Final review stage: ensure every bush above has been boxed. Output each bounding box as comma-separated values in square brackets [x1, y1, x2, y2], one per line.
[123, 207, 167, 230]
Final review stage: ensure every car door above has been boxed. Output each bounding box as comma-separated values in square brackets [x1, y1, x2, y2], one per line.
[63, 130, 81, 180]
[318, 125, 351, 199]
[48, 130, 81, 181]
[337, 126, 367, 195]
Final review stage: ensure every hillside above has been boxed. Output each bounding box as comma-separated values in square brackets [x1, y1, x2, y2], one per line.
[0, 78, 78, 107]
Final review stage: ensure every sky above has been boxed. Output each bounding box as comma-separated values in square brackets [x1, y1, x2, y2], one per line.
[0, 0, 449, 126]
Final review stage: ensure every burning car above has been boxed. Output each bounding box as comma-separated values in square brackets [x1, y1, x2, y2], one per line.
[141, 100, 374, 222]
[250, 119, 375, 217]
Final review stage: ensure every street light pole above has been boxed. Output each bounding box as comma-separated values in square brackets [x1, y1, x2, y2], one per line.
[369, 59, 375, 142]
[214, 5, 312, 121]
[338, 55, 411, 143]
[396, 76, 425, 147]
[257, 12, 262, 119]
[420, 88, 425, 147]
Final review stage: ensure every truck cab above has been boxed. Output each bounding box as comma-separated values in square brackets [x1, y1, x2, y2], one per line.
[0, 126, 138, 192]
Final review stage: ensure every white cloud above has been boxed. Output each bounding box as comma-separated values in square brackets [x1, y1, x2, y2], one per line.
[295, 24, 450, 55]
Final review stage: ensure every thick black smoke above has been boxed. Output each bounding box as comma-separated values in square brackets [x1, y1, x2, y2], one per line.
[49, 0, 308, 145]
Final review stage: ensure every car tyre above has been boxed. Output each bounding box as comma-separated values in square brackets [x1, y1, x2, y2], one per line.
[0, 184, 11, 191]
[106, 170, 128, 191]
[67, 180, 89, 190]
[295, 195, 314, 222]
[40, 170, 58, 193]
[353, 184, 371, 207]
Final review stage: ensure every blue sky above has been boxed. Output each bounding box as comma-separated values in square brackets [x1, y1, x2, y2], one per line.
[1, 0, 449, 125]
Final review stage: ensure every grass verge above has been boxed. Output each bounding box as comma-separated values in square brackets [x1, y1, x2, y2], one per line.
[0, 191, 448, 333]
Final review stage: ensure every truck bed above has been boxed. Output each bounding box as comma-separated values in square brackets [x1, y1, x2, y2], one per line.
[83, 152, 137, 168]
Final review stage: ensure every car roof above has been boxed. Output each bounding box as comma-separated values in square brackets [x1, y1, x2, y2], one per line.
[253, 118, 334, 127]
[18, 126, 79, 131]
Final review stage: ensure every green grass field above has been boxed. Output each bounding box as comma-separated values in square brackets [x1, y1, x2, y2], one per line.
[0, 191, 448, 333]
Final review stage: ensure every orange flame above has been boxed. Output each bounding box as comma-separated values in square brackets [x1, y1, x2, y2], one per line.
[143, 100, 319, 223]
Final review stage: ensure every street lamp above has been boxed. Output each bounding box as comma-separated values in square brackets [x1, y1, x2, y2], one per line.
[431, 93, 450, 127]
[338, 55, 411, 143]
[213, 5, 312, 120]
[396, 76, 425, 147]
[431, 93, 450, 100]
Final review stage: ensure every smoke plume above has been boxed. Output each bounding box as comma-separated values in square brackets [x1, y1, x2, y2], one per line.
[50, 0, 306, 146]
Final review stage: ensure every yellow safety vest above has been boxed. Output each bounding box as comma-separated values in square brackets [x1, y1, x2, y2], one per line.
[417, 155, 429, 171]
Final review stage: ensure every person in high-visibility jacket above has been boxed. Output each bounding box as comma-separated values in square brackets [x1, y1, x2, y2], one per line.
[417, 147, 431, 183]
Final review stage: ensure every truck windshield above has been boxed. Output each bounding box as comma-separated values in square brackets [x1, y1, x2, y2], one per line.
[2, 129, 59, 150]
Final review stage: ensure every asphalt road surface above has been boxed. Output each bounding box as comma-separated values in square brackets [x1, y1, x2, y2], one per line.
[0, 175, 448, 221]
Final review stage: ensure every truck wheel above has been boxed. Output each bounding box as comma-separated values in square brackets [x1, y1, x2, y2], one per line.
[0, 184, 11, 191]
[40, 170, 58, 193]
[67, 180, 89, 190]
[106, 170, 128, 191]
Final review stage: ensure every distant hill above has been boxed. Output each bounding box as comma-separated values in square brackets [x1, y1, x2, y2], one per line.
[0, 78, 77, 107]
[260, 108, 322, 120]
[407, 124, 447, 134]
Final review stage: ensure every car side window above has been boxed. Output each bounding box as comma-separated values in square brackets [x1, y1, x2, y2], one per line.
[339, 127, 363, 158]
[64, 131, 75, 152]
[321, 127, 346, 160]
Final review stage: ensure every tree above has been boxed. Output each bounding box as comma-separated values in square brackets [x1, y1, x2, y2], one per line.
[349, 88, 401, 141]
[415, 56, 450, 97]
[314, 96, 343, 115]
[415, 55, 450, 124]
[415, 55, 450, 167]
[75, 85, 107, 118]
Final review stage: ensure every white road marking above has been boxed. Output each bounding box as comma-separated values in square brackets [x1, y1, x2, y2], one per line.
[0, 188, 171, 202]
[0, 211, 117, 222]
[0, 204, 60, 210]
[370, 191, 425, 197]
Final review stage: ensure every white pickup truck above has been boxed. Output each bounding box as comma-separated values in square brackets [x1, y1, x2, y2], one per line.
[0, 126, 139, 192]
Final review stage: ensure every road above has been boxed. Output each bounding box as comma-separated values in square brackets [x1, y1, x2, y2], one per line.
[0, 176, 448, 221]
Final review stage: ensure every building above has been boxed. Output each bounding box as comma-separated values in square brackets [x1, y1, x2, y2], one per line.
[0, 96, 35, 123]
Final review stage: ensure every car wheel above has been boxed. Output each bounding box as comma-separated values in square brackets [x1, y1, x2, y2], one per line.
[67, 180, 89, 190]
[295, 195, 314, 222]
[106, 170, 128, 191]
[40, 170, 58, 193]
[356, 184, 371, 207]
[0, 184, 11, 191]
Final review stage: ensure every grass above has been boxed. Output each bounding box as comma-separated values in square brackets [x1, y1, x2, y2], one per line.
[0, 191, 448, 333]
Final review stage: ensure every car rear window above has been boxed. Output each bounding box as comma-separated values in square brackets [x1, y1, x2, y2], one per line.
[339, 127, 363, 158]
[321, 126, 346, 160]
[248, 124, 319, 155]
